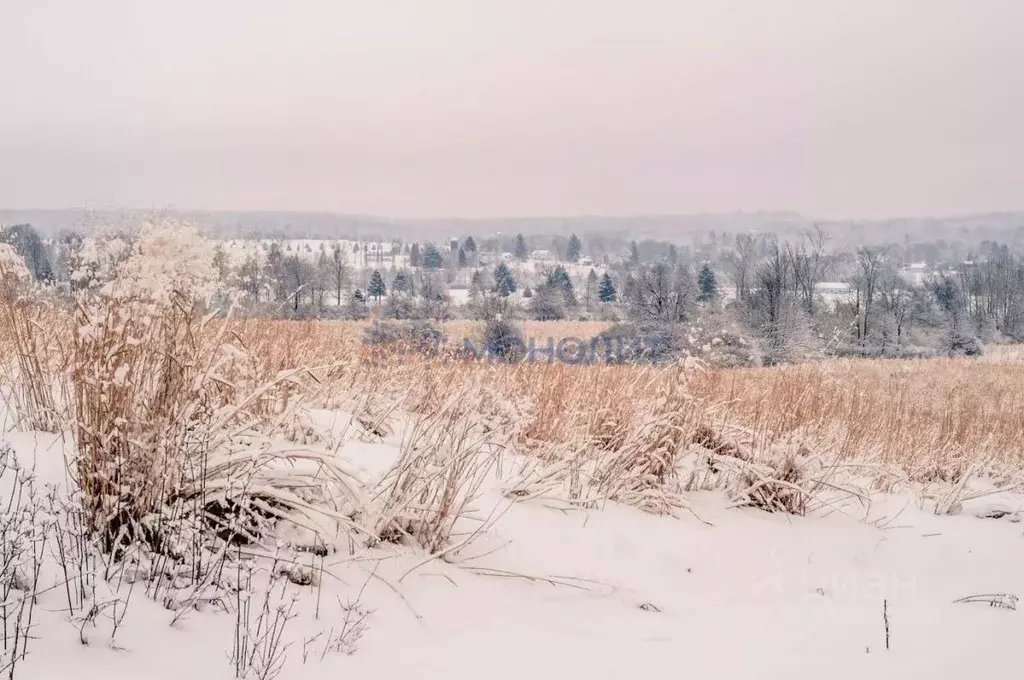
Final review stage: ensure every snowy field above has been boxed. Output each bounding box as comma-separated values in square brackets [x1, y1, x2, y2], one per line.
[2, 222, 1021, 680]
[5, 416, 1022, 680]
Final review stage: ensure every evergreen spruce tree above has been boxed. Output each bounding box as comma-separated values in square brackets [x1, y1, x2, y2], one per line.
[697, 263, 718, 302]
[585, 268, 598, 309]
[598, 272, 617, 302]
[392, 269, 410, 294]
[547, 265, 576, 306]
[566, 233, 582, 262]
[423, 244, 443, 269]
[513, 234, 528, 261]
[493, 262, 517, 297]
[368, 270, 387, 302]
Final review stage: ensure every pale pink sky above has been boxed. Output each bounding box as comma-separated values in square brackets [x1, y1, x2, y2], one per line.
[0, 0, 1021, 219]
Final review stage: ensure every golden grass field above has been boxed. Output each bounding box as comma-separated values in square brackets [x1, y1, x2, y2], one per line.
[208, 318, 1024, 490]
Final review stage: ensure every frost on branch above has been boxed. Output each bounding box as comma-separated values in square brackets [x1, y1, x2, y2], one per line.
[0, 243, 32, 284]
[105, 219, 218, 302]
[72, 218, 218, 303]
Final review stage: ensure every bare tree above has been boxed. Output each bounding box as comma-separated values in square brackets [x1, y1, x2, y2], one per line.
[330, 244, 350, 306]
[725, 232, 757, 303]
[314, 250, 334, 310]
[235, 254, 262, 300]
[877, 265, 914, 352]
[853, 245, 888, 344]
[263, 241, 289, 303]
[417, 270, 444, 302]
[282, 254, 315, 312]
[626, 263, 693, 323]
[751, 238, 791, 355]
[787, 225, 830, 316]
[212, 243, 231, 283]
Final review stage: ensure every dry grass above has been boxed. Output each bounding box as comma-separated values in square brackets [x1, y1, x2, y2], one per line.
[689, 359, 1024, 482]
[68, 292, 372, 559]
[104, 318, 1024, 502]
[313, 326, 1024, 507]
[373, 387, 504, 553]
[2, 295, 1023, 529]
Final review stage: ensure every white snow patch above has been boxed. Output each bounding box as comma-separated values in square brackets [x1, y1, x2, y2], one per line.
[4, 427, 1023, 680]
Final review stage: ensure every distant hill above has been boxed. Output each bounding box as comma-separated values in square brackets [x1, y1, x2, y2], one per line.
[1, 208, 1022, 247]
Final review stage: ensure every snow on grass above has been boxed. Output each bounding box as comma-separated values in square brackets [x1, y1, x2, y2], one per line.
[2, 420, 1023, 680]
[1, 220, 1022, 679]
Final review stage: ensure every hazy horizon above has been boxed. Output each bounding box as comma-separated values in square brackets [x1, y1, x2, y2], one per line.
[3, 205, 1023, 223]
[2, 1, 1022, 220]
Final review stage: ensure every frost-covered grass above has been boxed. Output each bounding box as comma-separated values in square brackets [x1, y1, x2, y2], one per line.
[0, 220, 1022, 679]
[195, 316, 1024, 488]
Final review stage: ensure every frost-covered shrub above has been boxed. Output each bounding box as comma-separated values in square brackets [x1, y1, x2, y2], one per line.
[484, 318, 525, 362]
[682, 315, 761, 368]
[419, 296, 453, 322]
[362, 319, 405, 347]
[831, 343, 938, 360]
[946, 332, 984, 357]
[109, 219, 217, 302]
[0, 243, 33, 283]
[342, 294, 370, 320]
[595, 315, 760, 368]
[362, 319, 445, 356]
[69, 233, 130, 289]
[69, 218, 218, 304]
[408, 320, 445, 354]
[381, 294, 418, 320]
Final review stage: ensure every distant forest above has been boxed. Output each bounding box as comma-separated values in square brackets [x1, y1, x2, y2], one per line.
[2, 208, 1023, 251]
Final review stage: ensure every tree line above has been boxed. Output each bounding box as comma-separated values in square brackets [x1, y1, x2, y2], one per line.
[6, 221, 1024, 361]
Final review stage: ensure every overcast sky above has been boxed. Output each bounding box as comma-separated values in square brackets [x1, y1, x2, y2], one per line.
[0, 0, 1021, 219]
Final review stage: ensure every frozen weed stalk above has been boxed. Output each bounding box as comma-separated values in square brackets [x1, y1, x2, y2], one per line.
[0, 444, 50, 678]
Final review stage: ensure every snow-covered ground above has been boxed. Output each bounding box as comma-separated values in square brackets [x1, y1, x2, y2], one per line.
[5, 414, 1022, 680]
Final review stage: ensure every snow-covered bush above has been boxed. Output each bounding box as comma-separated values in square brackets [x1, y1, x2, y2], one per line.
[0, 244, 33, 284]
[362, 318, 446, 357]
[484, 317, 525, 362]
[67, 219, 370, 579]
[946, 331, 984, 357]
[73, 219, 217, 303]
